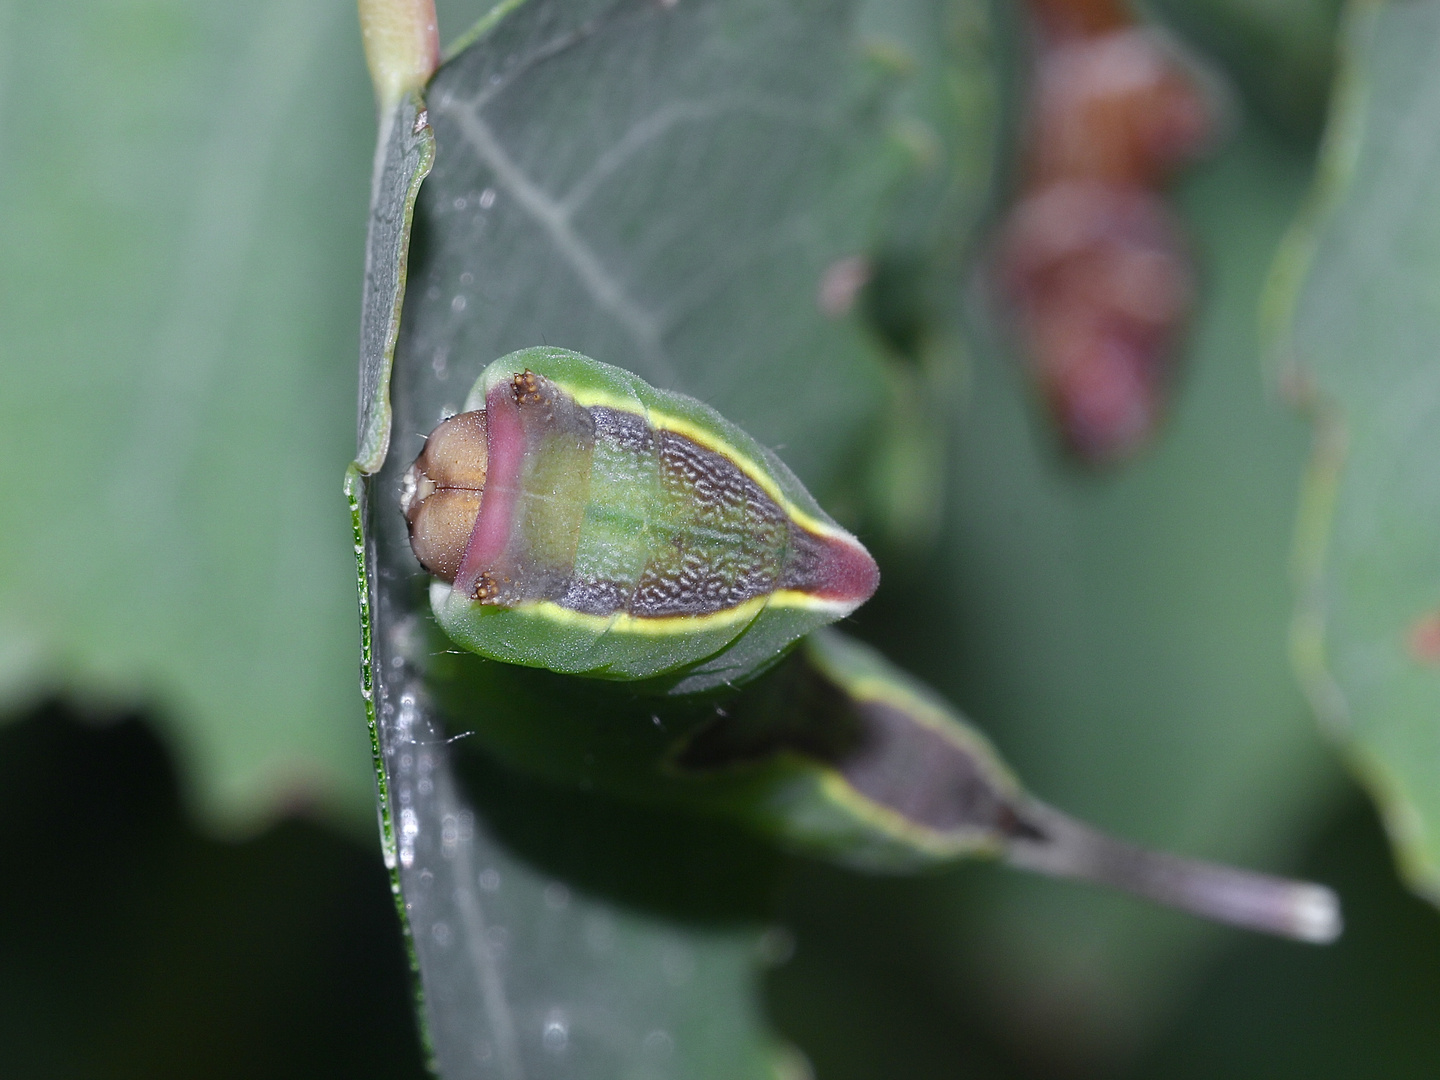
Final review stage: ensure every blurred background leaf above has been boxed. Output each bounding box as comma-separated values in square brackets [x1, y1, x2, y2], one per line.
[787, 116, 1345, 1072]
[0, 0, 376, 831]
[1145, 0, 1344, 146]
[1268, 0, 1440, 902]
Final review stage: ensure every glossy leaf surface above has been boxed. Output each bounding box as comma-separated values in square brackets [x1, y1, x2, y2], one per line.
[355, 0, 998, 1075]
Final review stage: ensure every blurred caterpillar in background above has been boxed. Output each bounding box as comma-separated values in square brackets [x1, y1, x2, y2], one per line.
[995, 0, 1221, 464]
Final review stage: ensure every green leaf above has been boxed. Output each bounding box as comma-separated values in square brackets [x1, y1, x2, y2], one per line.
[0, 0, 377, 830]
[358, 92, 435, 475]
[1268, 0, 1440, 903]
[355, 0, 998, 1074]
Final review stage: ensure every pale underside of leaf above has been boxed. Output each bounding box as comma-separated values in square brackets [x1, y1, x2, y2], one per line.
[1267, 0, 1440, 902]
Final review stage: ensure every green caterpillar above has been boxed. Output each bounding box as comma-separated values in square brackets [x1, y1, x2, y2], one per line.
[685, 630, 1338, 942]
[402, 347, 877, 693]
[406, 349, 1340, 943]
[430, 625, 1339, 943]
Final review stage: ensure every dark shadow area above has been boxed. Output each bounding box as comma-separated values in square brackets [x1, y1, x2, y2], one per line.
[6, 700, 1439, 1080]
[766, 787, 1440, 1080]
[1131, 791, 1440, 1080]
[767, 857, 1021, 1079]
[1148, 0, 1343, 150]
[451, 739, 789, 925]
[0, 702, 428, 1080]
[425, 630, 793, 924]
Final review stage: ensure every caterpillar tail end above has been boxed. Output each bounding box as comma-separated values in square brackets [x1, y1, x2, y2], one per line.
[1002, 801, 1342, 944]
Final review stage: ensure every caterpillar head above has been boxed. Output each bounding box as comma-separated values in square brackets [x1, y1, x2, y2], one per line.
[400, 410, 488, 583]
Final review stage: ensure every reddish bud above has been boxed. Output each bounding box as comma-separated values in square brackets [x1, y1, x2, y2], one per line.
[1026, 28, 1218, 189]
[997, 183, 1194, 462]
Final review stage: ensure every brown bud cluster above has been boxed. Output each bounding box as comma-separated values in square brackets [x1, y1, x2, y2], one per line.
[400, 410, 488, 582]
[996, 0, 1218, 463]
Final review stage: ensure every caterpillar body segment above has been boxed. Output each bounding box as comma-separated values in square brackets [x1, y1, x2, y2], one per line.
[675, 630, 1342, 942]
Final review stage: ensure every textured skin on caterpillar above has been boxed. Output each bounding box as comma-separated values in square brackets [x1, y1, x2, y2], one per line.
[403, 347, 878, 691]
